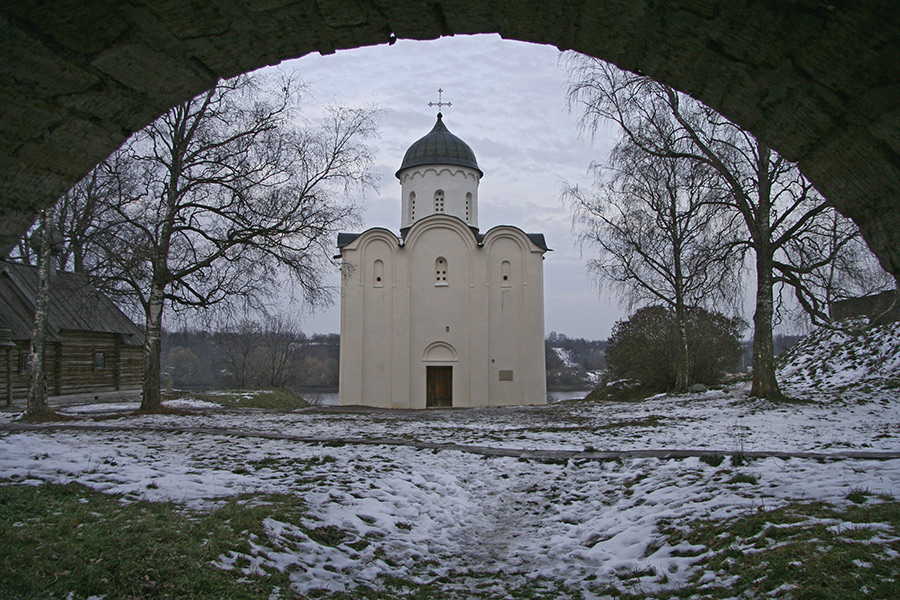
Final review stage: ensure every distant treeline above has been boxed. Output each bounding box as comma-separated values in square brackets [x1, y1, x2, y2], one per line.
[161, 328, 339, 392]
[160, 328, 799, 393]
[545, 331, 607, 390]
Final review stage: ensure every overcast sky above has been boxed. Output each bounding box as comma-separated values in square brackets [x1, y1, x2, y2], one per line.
[274, 34, 622, 340]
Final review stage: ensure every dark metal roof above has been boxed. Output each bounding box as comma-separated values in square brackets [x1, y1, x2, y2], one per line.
[396, 113, 482, 177]
[526, 233, 549, 251]
[472, 231, 549, 251]
[0, 261, 145, 346]
[336, 232, 362, 249]
[342, 224, 548, 252]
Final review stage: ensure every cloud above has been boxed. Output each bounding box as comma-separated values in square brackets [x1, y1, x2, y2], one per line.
[278, 35, 621, 339]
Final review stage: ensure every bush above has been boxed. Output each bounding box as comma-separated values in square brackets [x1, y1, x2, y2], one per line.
[606, 305, 744, 392]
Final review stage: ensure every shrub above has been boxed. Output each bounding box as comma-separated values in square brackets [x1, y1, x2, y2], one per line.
[606, 305, 744, 392]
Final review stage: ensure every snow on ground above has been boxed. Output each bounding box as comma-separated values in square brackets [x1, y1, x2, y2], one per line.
[779, 320, 900, 394]
[552, 346, 578, 368]
[1, 321, 899, 597]
[2, 414, 898, 598]
[2, 384, 900, 597]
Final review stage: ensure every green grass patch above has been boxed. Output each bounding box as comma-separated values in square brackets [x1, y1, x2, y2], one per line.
[728, 472, 759, 485]
[699, 454, 725, 467]
[0, 481, 310, 599]
[0, 482, 581, 600]
[730, 451, 752, 466]
[169, 388, 309, 410]
[585, 380, 658, 402]
[846, 486, 873, 504]
[608, 499, 900, 599]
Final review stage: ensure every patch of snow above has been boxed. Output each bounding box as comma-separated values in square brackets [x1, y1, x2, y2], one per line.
[552, 346, 577, 368]
[2, 386, 900, 598]
[2, 323, 899, 597]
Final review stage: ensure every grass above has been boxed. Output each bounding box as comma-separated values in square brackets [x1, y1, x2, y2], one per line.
[728, 472, 759, 485]
[167, 388, 309, 410]
[0, 482, 581, 600]
[585, 380, 657, 403]
[0, 482, 307, 599]
[847, 486, 873, 504]
[699, 454, 725, 467]
[600, 499, 900, 599]
[4, 481, 898, 600]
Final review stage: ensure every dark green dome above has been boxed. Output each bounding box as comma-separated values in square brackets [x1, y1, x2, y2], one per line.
[396, 113, 482, 178]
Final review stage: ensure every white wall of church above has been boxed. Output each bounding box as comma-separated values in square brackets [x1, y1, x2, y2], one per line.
[399, 166, 480, 230]
[338, 216, 546, 409]
[406, 217, 477, 408]
[484, 229, 547, 407]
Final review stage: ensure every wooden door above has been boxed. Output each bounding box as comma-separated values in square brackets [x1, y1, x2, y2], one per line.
[426, 365, 452, 408]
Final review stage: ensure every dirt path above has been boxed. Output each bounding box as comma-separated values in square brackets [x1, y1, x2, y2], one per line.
[4, 421, 900, 462]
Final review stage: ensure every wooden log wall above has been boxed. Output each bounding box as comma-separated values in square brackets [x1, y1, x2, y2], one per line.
[1, 331, 143, 404]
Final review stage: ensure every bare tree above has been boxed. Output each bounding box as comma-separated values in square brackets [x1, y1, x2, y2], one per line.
[566, 136, 741, 390]
[50, 155, 133, 275]
[567, 57, 880, 400]
[11, 155, 130, 276]
[215, 313, 303, 389]
[25, 210, 63, 417]
[214, 318, 259, 389]
[87, 74, 376, 410]
[807, 210, 895, 311]
[254, 314, 303, 388]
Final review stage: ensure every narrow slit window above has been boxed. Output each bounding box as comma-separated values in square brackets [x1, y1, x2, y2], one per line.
[434, 190, 445, 213]
[465, 192, 472, 221]
[374, 259, 384, 287]
[435, 257, 448, 285]
[501, 260, 512, 287]
[409, 192, 416, 221]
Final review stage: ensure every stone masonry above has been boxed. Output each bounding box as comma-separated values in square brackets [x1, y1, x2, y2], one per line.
[1, 1, 899, 281]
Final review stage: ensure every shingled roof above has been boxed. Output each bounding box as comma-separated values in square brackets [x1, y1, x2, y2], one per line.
[0, 261, 144, 346]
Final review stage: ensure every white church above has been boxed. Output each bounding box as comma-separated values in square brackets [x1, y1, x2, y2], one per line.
[337, 111, 548, 408]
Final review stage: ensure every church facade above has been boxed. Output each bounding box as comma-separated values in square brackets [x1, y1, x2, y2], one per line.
[337, 113, 548, 408]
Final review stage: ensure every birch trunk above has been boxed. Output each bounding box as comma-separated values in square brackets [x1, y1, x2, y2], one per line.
[26, 213, 52, 416]
[140, 280, 166, 411]
[750, 252, 782, 399]
[749, 144, 783, 400]
[674, 302, 690, 391]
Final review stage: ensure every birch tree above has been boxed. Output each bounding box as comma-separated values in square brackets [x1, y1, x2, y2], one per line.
[567, 57, 871, 400]
[565, 137, 741, 390]
[90, 75, 376, 411]
[25, 211, 63, 417]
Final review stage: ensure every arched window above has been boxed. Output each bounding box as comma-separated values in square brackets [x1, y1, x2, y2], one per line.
[374, 259, 384, 287]
[435, 257, 448, 286]
[434, 190, 445, 213]
[501, 260, 511, 287]
[465, 192, 472, 221]
[409, 192, 416, 221]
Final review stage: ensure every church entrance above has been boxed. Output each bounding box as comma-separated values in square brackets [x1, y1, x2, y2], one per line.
[426, 366, 453, 408]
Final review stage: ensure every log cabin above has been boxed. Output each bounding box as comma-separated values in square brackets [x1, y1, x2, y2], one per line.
[0, 261, 144, 405]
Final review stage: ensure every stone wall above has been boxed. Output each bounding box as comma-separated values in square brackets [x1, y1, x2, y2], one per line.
[830, 290, 900, 324]
[2, 1, 899, 280]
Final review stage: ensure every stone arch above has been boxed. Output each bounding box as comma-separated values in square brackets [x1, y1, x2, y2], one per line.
[2, 1, 899, 279]
[483, 226, 534, 286]
[433, 189, 445, 214]
[434, 256, 448, 285]
[422, 341, 458, 363]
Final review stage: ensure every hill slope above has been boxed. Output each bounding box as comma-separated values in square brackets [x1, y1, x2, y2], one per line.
[778, 320, 900, 396]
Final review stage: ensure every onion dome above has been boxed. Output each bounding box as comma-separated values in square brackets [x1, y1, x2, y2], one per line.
[396, 113, 482, 177]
